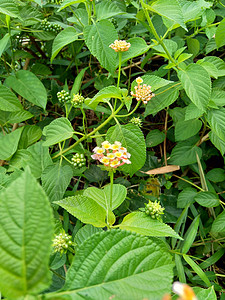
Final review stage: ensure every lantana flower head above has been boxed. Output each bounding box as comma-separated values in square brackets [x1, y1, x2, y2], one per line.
[109, 40, 131, 52]
[131, 77, 155, 104]
[91, 141, 131, 168]
[172, 282, 197, 300]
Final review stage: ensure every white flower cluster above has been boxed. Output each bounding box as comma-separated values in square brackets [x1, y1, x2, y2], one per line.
[131, 77, 155, 104]
[91, 141, 131, 168]
[109, 40, 131, 52]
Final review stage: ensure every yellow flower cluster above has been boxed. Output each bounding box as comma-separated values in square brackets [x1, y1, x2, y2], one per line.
[109, 40, 131, 52]
[131, 77, 155, 104]
[91, 141, 131, 168]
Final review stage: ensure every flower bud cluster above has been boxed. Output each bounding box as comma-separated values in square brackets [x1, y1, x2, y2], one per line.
[71, 94, 85, 106]
[47, 0, 62, 4]
[130, 117, 142, 127]
[145, 200, 164, 220]
[131, 77, 155, 104]
[52, 233, 73, 254]
[57, 90, 71, 103]
[91, 141, 131, 169]
[109, 40, 131, 52]
[71, 153, 86, 168]
[41, 19, 62, 33]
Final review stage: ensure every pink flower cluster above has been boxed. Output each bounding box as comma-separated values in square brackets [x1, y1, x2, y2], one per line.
[91, 141, 131, 168]
[109, 40, 131, 52]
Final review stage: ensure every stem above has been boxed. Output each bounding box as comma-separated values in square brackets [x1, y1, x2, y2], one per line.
[163, 109, 168, 166]
[173, 174, 204, 191]
[52, 103, 124, 159]
[116, 101, 141, 117]
[109, 170, 114, 210]
[117, 52, 122, 88]
[81, 107, 87, 136]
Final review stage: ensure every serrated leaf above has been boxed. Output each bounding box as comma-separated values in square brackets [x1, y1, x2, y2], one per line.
[3, 110, 33, 124]
[210, 89, 225, 106]
[84, 20, 118, 74]
[207, 108, 225, 142]
[51, 27, 79, 62]
[202, 56, 225, 77]
[194, 286, 217, 300]
[84, 184, 127, 211]
[178, 64, 211, 111]
[197, 60, 219, 78]
[42, 117, 74, 146]
[5, 70, 47, 110]
[96, 1, 124, 21]
[61, 230, 174, 300]
[211, 210, 225, 235]
[75, 225, 103, 246]
[106, 124, 146, 176]
[0, 169, 53, 299]
[177, 187, 197, 208]
[58, 0, 86, 11]
[18, 125, 42, 149]
[55, 195, 107, 227]
[185, 103, 204, 121]
[0, 0, 21, 18]
[195, 191, 220, 207]
[215, 18, 225, 48]
[144, 83, 180, 117]
[132, 75, 173, 92]
[0, 84, 23, 111]
[0, 127, 23, 160]
[41, 163, 73, 203]
[146, 129, 165, 147]
[175, 119, 202, 141]
[209, 131, 225, 155]
[169, 141, 202, 166]
[0, 33, 10, 58]
[187, 38, 200, 58]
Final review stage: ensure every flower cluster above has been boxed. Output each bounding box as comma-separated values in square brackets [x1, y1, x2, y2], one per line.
[41, 19, 62, 33]
[52, 233, 73, 254]
[47, 0, 62, 4]
[57, 90, 71, 103]
[91, 141, 131, 168]
[172, 282, 197, 300]
[109, 40, 131, 52]
[130, 116, 142, 127]
[145, 200, 164, 220]
[71, 153, 86, 168]
[71, 94, 85, 106]
[131, 77, 155, 104]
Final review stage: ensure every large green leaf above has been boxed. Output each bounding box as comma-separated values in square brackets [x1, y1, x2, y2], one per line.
[215, 18, 225, 48]
[0, 127, 23, 160]
[169, 141, 202, 166]
[41, 163, 73, 203]
[209, 131, 225, 155]
[210, 89, 225, 106]
[118, 211, 181, 239]
[185, 103, 204, 121]
[202, 56, 225, 77]
[51, 27, 79, 62]
[211, 211, 225, 235]
[195, 191, 220, 208]
[54, 230, 174, 300]
[5, 70, 47, 110]
[84, 184, 127, 211]
[146, 129, 165, 147]
[146, 0, 186, 30]
[144, 83, 180, 117]
[42, 117, 74, 146]
[96, 0, 125, 21]
[207, 108, 225, 142]
[106, 124, 146, 176]
[75, 225, 103, 246]
[0, 33, 10, 58]
[139, 75, 173, 91]
[0, 169, 53, 299]
[0, 84, 23, 111]
[18, 125, 42, 149]
[194, 286, 217, 300]
[55, 195, 107, 227]
[180, 0, 212, 22]
[0, 0, 20, 18]
[177, 187, 197, 208]
[175, 119, 202, 141]
[178, 64, 211, 111]
[84, 20, 118, 74]
[58, 0, 86, 11]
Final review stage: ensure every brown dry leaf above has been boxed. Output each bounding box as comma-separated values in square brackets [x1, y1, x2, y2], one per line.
[142, 165, 180, 175]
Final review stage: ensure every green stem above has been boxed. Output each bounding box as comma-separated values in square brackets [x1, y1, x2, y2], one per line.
[117, 52, 122, 88]
[52, 103, 124, 159]
[81, 107, 87, 136]
[117, 101, 141, 118]
[173, 174, 204, 192]
[109, 170, 114, 210]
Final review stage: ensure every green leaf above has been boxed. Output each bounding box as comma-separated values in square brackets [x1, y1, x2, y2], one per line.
[197, 60, 219, 78]
[62, 230, 174, 299]
[71, 67, 88, 96]
[144, 83, 180, 117]
[187, 38, 200, 58]
[51, 27, 79, 62]
[194, 286, 217, 300]
[210, 89, 225, 106]
[209, 131, 225, 155]
[42, 117, 74, 146]
[23, 141, 52, 178]
[146, 0, 186, 30]
[84, 20, 118, 74]
[215, 18, 225, 48]
[185, 103, 204, 121]
[41, 163, 73, 203]
[182, 215, 200, 254]
[106, 124, 146, 176]
[18, 125, 42, 149]
[175, 254, 186, 283]
[75, 225, 103, 246]
[169, 141, 202, 166]
[183, 254, 211, 287]
[181, 0, 212, 22]
[175, 119, 202, 141]
[133, 74, 173, 92]
[211, 210, 225, 235]
[0, 84, 23, 111]
[55, 195, 107, 227]
[206, 168, 225, 183]
[96, 0, 124, 21]
[195, 191, 220, 208]
[87, 86, 123, 109]
[177, 187, 197, 208]
[1, 110, 33, 124]
[0, 0, 20, 18]
[5, 70, 47, 110]
[0, 169, 53, 299]
[202, 56, 225, 77]
[58, 0, 86, 11]
[199, 248, 225, 269]
[178, 64, 211, 111]
[84, 184, 127, 211]
[146, 129, 165, 147]
[207, 108, 225, 142]
[0, 33, 10, 58]
[0, 127, 23, 160]
[119, 211, 181, 239]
